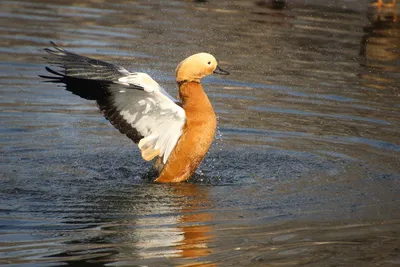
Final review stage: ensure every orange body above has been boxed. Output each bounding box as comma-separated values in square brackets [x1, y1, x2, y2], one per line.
[155, 82, 216, 182]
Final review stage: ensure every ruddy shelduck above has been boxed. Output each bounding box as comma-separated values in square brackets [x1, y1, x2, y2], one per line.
[40, 42, 229, 183]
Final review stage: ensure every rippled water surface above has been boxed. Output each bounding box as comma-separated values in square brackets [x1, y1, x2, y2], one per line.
[1, 0, 400, 266]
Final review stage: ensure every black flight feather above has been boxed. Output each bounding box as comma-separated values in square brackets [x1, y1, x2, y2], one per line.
[40, 41, 144, 143]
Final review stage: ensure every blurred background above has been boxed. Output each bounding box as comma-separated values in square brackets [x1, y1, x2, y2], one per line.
[1, 0, 399, 266]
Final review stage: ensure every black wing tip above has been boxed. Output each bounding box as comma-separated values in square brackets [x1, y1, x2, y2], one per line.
[41, 42, 67, 81]
[45, 66, 64, 76]
[38, 74, 64, 83]
[39, 66, 65, 82]
[44, 41, 66, 56]
[49, 41, 64, 51]
[38, 76, 63, 83]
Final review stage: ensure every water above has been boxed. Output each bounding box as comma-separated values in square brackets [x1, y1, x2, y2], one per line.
[1, 0, 400, 266]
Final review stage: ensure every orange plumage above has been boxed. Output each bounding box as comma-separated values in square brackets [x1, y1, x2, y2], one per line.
[155, 82, 217, 182]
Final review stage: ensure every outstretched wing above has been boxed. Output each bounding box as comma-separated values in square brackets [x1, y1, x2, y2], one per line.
[40, 42, 185, 164]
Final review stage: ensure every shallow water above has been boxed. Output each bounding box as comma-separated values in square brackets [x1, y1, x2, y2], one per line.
[1, 0, 400, 266]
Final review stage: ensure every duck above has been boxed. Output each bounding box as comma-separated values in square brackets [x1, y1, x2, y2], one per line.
[40, 42, 229, 183]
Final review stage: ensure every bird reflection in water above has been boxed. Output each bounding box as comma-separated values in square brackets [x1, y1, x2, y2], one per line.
[370, 0, 397, 8]
[173, 184, 216, 267]
[124, 184, 216, 266]
[359, 1, 399, 89]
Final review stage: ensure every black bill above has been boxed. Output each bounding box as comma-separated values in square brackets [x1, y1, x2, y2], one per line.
[213, 65, 230, 75]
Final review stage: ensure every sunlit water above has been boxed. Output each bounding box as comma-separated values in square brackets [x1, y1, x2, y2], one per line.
[1, 0, 400, 266]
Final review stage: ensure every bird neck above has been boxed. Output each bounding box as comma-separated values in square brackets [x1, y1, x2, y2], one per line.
[178, 81, 214, 114]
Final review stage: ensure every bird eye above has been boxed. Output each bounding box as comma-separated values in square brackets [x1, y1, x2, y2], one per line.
[207, 61, 211, 65]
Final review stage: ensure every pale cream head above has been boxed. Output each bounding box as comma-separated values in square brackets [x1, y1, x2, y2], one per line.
[175, 53, 218, 83]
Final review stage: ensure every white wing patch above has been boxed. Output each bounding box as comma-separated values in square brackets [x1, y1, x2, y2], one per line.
[118, 73, 179, 102]
[117, 66, 130, 76]
[113, 73, 185, 164]
[118, 73, 160, 93]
